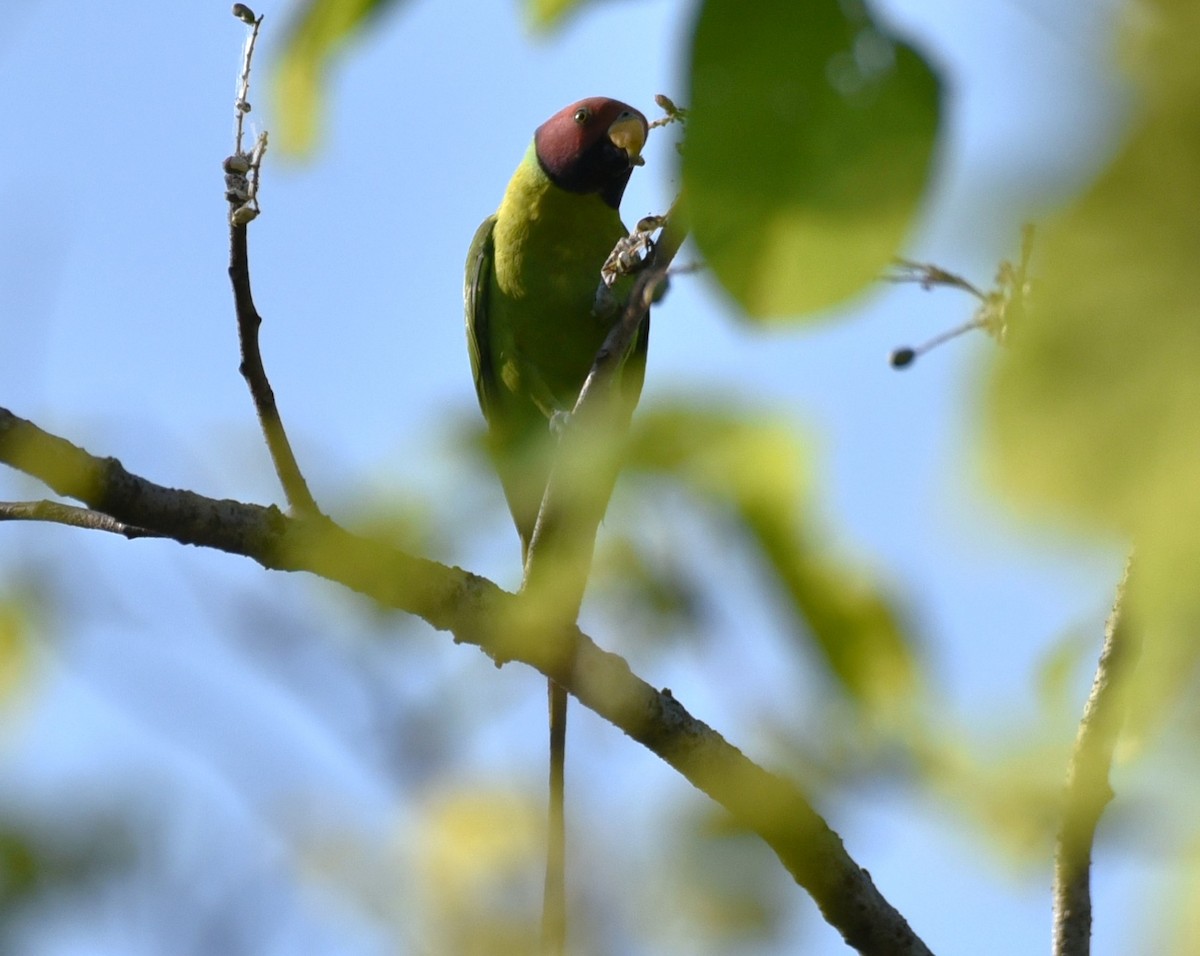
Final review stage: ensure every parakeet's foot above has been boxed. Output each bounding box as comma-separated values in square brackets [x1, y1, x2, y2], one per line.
[602, 216, 662, 288]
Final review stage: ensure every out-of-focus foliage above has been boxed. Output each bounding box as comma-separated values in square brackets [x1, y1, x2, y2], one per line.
[274, 0, 407, 153]
[0, 829, 38, 904]
[650, 809, 789, 950]
[923, 734, 1071, 864]
[0, 600, 31, 708]
[590, 533, 710, 640]
[986, 0, 1198, 735]
[1164, 861, 1200, 954]
[276, 0, 942, 313]
[627, 403, 920, 716]
[523, 0, 584, 31]
[410, 788, 542, 954]
[684, 0, 941, 317]
[0, 814, 135, 951]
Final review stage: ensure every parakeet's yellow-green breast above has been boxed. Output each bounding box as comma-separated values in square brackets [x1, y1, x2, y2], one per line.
[465, 97, 650, 550]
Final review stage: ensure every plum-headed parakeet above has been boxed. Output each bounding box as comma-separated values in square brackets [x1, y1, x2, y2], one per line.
[464, 96, 649, 950]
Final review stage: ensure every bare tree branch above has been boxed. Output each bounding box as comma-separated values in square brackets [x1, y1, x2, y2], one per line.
[1053, 554, 1138, 956]
[0, 404, 932, 956]
[0, 499, 162, 539]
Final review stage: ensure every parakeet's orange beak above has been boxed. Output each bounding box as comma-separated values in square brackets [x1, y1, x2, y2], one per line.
[608, 111, 647, 166]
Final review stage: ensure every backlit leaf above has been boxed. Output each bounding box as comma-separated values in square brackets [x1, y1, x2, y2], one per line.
[684, 0, 941, 318]
[986, 0, 1200, 734]
[627, 403, 918, 712]
[274, 0, 405, 154]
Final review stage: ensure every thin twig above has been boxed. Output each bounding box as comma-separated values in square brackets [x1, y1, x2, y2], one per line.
[0, 403, 933, 956]
[888, 226, 1034, 368]
[228, 225, 319, 516]
[1052, 554, 1138, 956]
[887, 259, 987, 299]
[225, 12, 320, 517]
[233, 7, 263, 156]
[0, 499, 162, 539]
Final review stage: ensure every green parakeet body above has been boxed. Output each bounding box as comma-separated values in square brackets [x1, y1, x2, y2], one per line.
[464, 97, 649, 950]
[466, 97, 649, 549]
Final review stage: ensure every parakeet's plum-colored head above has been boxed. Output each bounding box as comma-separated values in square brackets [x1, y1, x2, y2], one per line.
[534, 97, 648, 209]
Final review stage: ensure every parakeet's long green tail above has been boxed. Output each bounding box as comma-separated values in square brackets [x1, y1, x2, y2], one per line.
[543, 680, 568, 954]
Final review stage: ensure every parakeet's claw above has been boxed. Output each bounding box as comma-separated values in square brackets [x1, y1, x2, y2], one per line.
[649, 94, 689, 129]
[602, 215, 666, 288]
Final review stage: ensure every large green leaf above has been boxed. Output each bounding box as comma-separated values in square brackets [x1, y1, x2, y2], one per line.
[684, 0, 941, 318]
[986, 0, 1200, 732]
[273, 0, 405, 154]
[626, 403, 918, 713]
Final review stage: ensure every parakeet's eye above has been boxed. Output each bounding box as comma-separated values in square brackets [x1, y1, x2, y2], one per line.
[573, 107, 591, 125]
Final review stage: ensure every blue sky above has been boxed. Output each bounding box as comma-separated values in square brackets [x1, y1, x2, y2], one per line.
[0, 1, 1150, 953]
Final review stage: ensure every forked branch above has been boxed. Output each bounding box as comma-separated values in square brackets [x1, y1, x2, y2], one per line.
[224, 7, 320, 517]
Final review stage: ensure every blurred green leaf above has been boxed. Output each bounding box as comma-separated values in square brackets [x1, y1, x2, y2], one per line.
[523, 0, 581, 31]
[0, 815, 134, 913]
[985, 0, 1200, 734]
[523, 0, 647, 32]
[0, 830, 38, 902]
[684, 0, 941, 318]
[274, 0, 406, 154]
[669, 809, 787, 945]
[410, 787, 542, 954]
[627, 403, 918, 712]
[926, 734, 1069, 864]
[1034, 626, 1095, 719]
[591, 533, 710, 640]
[0, 600, 32, 707]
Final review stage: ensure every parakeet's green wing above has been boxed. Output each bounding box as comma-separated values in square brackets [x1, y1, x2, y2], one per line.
[465, 213, 499, 418]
